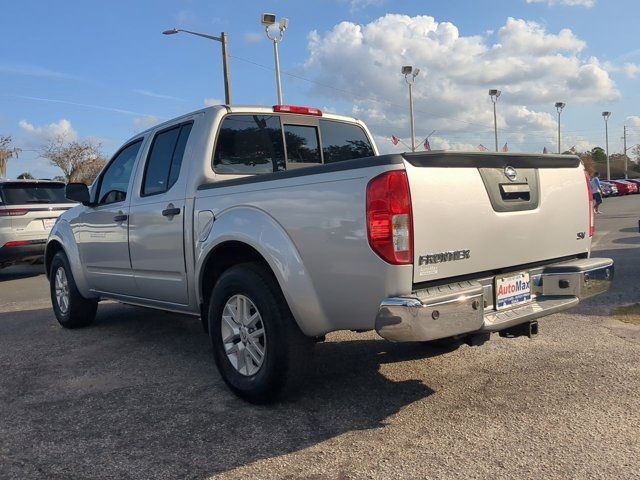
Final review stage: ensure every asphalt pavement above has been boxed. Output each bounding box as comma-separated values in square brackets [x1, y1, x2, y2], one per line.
[0, 194, 639, 480]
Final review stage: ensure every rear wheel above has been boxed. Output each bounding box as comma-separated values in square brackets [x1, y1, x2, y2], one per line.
[49, 251, 98, 328]
[208, 263, 313, 403]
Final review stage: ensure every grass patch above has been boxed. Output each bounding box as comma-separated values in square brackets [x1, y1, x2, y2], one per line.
[612, 304, 640, 325]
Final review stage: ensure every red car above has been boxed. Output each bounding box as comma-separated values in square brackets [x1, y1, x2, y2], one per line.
[611, 180, 638, 195]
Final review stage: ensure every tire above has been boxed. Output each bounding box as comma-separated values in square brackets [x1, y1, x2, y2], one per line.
[49, 251, 98, 328]
[208, 262, 313, 404]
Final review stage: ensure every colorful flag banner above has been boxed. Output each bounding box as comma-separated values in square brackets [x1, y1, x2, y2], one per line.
[391, 135, 400, 146]
[424, 138, 431, 151]
[502, 142, 509, 153]
[478, 144, 489, 152]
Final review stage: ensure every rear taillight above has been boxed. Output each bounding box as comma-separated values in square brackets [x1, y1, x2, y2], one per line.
[366, 170, 413, 265]
[584, 170, 594, 237]
[0, 209, 28, 216]
[2, 239, 45, 248]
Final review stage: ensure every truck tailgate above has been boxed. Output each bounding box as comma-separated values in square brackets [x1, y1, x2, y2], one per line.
[404, 152, 590, 284]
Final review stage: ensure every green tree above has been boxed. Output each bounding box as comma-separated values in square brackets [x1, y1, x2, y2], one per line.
[17, 172, 34, 179]
[591, 147, 606, 164]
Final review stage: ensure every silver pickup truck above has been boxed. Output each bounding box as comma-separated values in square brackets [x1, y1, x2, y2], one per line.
[46, 104, 614, 402]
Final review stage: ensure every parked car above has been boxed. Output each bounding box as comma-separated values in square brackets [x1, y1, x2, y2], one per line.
[624, 178, 640, 191]
[611, 180, 638, 195]
[600, 181, 616, 197]
[46, 104, 614, 402]
[0, 179, 75, 268]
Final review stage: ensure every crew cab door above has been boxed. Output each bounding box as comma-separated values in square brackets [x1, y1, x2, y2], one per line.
[128, 121, 193, 305]
[74, 139, 143, 295]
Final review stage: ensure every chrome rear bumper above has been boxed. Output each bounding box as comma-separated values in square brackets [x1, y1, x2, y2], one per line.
[375, 257, 614, 342]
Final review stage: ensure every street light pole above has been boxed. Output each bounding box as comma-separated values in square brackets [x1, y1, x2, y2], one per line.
[402, 66, 420, 152]
[555, 102, 565, 154]
[623, 125, 628, 179]
[262, 13, 288, 105]
[162, 28, 232, 104]
[489, 89, 501, 152]
[602, 111, 611, 181]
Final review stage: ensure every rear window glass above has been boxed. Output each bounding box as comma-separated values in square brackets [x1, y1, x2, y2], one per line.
[319, 120, 374, 164]
[142, 123, 192, 196]
[284, 124, 321, 166]
[214, 115, 285, 174]
[0, 183, 72, 205]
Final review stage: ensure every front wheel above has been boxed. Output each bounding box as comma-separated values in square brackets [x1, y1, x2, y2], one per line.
[208, 263, 313, 403]
[50, 251, 98, 328]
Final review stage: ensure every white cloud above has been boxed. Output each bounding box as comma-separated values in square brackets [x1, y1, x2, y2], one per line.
[133, 115, 161, 131]
[622, 63, 640, 79]
[204, 98, 224, 107]
[304, 14, 619, 151]
[243, 32, 263, 44]
[0, 63, 81, 81]
[627, 116, 640, 128]
[19, 119, 77, 142]
[133, 89, 182, 101]
[525, 0, 595, 7]
[344, 0, 384, 11]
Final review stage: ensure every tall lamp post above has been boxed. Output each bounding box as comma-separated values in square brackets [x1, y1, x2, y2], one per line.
[402, 66, 420, 152]
[555, 102, 565, 154]
[602, 111, 611, 181]
[261, 13, 288, 105]
[489, 89, 501, 152]
[162, 28, 232, 105]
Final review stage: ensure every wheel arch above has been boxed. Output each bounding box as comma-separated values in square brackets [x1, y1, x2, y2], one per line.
[195, 207, 330, 337]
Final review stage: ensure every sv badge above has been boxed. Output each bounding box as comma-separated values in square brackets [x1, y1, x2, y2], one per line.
[576, 232, 586, 240]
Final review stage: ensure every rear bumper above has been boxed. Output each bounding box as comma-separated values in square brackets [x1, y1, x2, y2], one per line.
[0, 239, 47, 266]
[375, 257, 614, 342]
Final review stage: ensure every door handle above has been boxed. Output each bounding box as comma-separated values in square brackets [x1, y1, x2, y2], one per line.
[162, 205, 181, 217]
[113, 213, 128, 222]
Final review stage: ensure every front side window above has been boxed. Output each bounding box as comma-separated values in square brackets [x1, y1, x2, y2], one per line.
[213, 115, 285, 174]
[97, 140, 142, 205]
[283, 124, 321, 166]
[142, 123, 192, 196]
[319, 120, 374, 164]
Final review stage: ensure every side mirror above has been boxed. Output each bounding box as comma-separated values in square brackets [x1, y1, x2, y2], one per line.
[65, 183, 91, 205]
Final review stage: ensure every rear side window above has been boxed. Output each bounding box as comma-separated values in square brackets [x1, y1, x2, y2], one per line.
[142, 123, 193, 196]
[0, 183, 72, 205]
[319, 120, 374, 164]
[214, 115, 285, 174]
[283, 124, 321, 166]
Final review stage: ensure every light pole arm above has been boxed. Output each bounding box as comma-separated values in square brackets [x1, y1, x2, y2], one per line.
[176, 29, 223, 42]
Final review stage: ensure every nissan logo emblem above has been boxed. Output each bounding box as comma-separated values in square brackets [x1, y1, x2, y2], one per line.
[504, 166, 517, 181]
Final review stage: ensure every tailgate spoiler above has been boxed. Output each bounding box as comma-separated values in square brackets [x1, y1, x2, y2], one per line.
[403, 151, 581, 169]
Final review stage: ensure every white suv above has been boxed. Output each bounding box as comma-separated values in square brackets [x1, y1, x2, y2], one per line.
[0, 180, 75, 268]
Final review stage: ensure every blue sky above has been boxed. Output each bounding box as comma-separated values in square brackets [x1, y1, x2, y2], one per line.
[2, 0, 639, 178]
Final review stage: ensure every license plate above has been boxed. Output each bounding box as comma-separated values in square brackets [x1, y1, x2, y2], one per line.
[43, 218, 56, 230]
[495, 272, 531, 310]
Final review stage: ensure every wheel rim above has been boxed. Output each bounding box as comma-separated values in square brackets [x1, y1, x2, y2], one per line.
[221, 294, 266, 376]
[54, 266, 70, 314]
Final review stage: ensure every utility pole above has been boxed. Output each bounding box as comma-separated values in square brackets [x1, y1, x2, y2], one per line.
[623, 125, 628, 179]
[402, 66, 420, 152]
[220, 32, 232, 105]
[555, 102, 565, 154]
[602, 111, 611, 181]
[162, 28, 232, 104]
[489, 89, 501, 152]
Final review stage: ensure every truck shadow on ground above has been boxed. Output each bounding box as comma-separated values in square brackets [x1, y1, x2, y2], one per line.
[0, 264, 44, 282]
[0, 304, 438, 478]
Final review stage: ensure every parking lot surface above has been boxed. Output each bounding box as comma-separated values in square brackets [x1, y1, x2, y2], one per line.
[1, 195, 639, 480]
